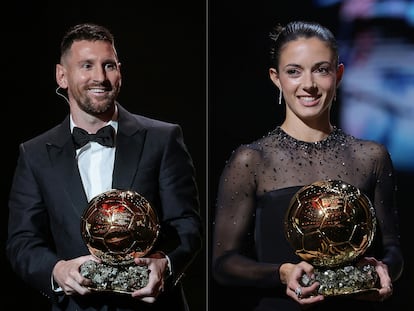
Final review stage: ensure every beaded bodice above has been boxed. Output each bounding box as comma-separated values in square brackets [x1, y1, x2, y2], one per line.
[235, 126, 388, 195]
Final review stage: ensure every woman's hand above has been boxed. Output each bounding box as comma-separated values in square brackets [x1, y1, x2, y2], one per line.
[354, 257, 393, 301]
[280, 261, 324, 306]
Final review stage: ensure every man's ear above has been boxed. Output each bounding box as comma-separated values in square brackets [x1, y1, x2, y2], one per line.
[56, 64, 68, 89]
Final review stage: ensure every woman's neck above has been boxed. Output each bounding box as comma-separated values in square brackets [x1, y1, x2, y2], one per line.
[280, 121, 333, 143]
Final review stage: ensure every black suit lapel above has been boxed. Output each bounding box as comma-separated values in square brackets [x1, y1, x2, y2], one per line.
[47, 130, 88, 218]
[112, 128, 146, 190]
[112, 104, 147, 191]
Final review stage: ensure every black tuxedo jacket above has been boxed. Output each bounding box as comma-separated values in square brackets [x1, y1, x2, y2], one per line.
[7, 104, 203, 310]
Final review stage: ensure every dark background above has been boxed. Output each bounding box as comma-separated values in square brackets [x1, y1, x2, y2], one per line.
[209, 1, 413, 310]
[3, 1, 414, 310]
[3, 1, 206, 310]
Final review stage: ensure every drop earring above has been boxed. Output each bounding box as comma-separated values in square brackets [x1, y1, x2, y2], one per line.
[279, 89, 282, 105]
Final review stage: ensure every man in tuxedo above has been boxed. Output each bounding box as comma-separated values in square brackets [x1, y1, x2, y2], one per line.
[6, 23, 203, 311]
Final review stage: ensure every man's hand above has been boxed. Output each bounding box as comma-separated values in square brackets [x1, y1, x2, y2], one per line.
[131, 252, 170, 303]
[52, 255, 99, 295]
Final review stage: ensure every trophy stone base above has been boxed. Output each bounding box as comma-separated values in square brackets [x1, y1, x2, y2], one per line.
[301, 264, 378, 296]
[80, 260, 149, 294]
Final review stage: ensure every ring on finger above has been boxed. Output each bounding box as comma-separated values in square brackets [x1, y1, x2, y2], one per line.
[294, 286, 302, 298]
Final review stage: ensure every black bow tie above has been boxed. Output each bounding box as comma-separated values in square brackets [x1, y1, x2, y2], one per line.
[72, 125, 115, 148]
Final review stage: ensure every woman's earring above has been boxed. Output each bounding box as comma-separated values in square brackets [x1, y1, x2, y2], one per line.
[279, 89, 282, 105]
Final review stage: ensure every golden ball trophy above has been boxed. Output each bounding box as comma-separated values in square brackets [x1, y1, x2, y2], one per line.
[80, 189, 160, 294]
[285, 180, 378, 296]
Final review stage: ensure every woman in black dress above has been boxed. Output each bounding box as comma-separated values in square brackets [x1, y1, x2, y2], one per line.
[212, 20, 403, 311]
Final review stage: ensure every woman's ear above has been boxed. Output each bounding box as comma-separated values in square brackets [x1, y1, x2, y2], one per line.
[336, 63, 344, 88]
[269, 68, 282, 90]
[56, 64, 68, 89]
[269, 68, 281, 90]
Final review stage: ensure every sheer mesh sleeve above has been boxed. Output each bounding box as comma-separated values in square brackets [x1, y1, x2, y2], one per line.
[212, 145, 282, 288]
[368, 143, 404, 281]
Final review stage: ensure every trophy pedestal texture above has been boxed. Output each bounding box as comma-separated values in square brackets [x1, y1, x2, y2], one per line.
[80, 189, 160, 294]
[301, 264, 378, 296]
[80, 260, 149, 293]
[285, 180, 378, 296]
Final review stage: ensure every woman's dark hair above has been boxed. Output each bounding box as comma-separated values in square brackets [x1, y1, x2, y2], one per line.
[269, 20, 339, 70]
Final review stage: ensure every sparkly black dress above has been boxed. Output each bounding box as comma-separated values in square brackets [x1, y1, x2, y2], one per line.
[212, 127, 403, 311]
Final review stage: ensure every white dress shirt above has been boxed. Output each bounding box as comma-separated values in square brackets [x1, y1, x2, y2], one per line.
[70, 117, 118, 202]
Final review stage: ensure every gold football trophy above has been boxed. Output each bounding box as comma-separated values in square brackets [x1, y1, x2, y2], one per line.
[284, 180, 378, 296]
[80, 189, 160, 293]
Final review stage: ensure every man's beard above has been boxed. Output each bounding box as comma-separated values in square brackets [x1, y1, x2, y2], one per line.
[78, 92, 117, 116]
